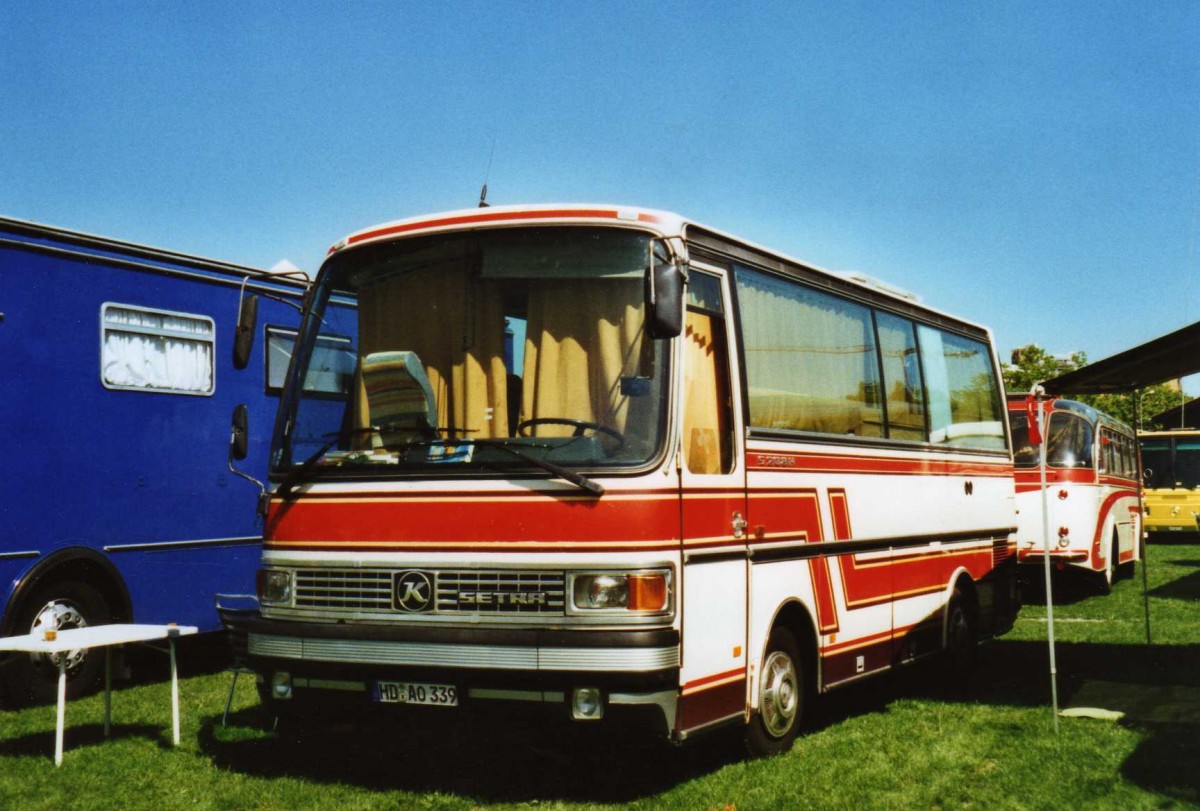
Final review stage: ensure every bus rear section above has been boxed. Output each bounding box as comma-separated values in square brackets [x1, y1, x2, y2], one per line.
[242, 204, 1020, 754]
[1139, 430, 1200, 537]
[1007, 396, 1142, 591]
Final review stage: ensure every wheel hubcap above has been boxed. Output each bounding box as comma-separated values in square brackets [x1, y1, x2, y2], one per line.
[760, 650, 799, 738]
[29, 600, 89, 673]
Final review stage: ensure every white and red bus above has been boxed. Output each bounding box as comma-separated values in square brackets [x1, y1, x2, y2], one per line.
[238, 204, 1020, 754]
[1006, 396, 1141, 592]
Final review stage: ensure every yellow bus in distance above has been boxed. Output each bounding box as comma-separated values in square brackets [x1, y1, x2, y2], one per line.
[1139, 430, 1200, 536]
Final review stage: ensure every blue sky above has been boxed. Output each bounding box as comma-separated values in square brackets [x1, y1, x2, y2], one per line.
[3, 1, 1198, 381]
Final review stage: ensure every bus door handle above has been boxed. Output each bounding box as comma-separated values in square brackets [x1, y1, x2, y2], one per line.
[732, 512, 748, 539]
[964, 481, 974, 496]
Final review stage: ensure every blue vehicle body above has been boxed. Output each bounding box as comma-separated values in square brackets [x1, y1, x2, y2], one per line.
[0, 217, 352, 702]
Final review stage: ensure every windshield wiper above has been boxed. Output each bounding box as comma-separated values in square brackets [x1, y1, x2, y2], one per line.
[276, 426, 437, 501]
[472, 439, 604, 496]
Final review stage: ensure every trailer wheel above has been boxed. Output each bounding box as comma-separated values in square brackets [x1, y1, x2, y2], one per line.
[745, 627, 804, 757]
[2, 581, 111, 707]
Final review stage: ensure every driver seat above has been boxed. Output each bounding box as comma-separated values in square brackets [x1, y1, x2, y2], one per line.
[361, 351, 438, 448]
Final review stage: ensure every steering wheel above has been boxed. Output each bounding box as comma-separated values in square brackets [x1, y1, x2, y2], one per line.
[516, 418, 625, 448]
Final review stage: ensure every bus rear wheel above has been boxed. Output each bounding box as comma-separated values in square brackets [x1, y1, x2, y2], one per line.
[1, 581, 111, 707]
[1099, 533, 1118, 594]
[745, 627, 804, 757]
[945, 588, 978, 679]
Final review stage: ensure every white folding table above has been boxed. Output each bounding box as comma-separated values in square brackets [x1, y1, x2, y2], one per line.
[0, 623, 198, 765]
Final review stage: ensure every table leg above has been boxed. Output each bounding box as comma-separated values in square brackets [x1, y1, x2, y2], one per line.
[104, 647, 112, 737]
[170, 638, 179, 746]
[55, 656, 66, 767]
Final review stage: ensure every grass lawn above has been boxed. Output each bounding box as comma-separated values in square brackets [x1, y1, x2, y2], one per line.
[1, 541, 1197, 810]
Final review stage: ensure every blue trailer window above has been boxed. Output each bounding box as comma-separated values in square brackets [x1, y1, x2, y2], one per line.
[101, 303, 215, 395]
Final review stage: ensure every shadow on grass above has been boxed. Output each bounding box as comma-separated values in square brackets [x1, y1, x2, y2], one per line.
[890, 638, 1200, 805]
[0, 722, 172, 760]
[198, 703, 745, 804]
[195, 637, 1200, 803]
[1149, 570, 1200, 601]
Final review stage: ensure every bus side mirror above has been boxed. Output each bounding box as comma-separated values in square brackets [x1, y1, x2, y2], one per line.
[646, 246, 686, 339]
[230, 403, 249, 461]
[233, 294, 259, 370]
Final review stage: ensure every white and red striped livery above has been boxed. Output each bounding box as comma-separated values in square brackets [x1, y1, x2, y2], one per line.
[243, 204, 1021, 754]
[1007, 395, 1142, 592]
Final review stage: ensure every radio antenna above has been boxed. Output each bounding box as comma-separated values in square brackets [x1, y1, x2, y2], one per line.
[478, 135, 496, 207]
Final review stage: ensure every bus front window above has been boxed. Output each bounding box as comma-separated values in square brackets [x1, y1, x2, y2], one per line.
[1045, 412, 1093, 469]
[274, 227, 670, 481]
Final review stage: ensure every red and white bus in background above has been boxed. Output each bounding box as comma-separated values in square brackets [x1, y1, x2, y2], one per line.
[1006, 396, 1141, 592]
[236, 204, 1021, 754]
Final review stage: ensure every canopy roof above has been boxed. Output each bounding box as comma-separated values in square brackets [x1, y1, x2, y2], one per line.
[1042, 320, 1200, 395]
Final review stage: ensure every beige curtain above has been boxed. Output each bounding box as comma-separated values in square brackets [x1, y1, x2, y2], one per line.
[683, 310, 725, 475]
[739, 277, 881, 436]
[521, 279, 643, 437]
[355, 263, 509, 440]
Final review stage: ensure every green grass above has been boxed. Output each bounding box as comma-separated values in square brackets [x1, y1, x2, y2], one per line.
[2, 542, 1198, 810]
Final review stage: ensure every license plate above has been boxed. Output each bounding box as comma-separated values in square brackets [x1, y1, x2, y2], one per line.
[373, 681, 458, 706]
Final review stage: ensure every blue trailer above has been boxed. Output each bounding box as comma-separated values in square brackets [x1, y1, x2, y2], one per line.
[0, 217, 354, 705]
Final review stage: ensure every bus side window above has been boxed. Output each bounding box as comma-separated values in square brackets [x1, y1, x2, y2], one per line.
[876, 311, 927, 441]
[683, 272, 733, 475]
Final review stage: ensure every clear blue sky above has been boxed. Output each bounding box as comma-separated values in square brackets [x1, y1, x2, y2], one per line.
[3, 1, 1198, 381]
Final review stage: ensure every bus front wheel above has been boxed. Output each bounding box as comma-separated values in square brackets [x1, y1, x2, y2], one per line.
[745, 627, 804, 757]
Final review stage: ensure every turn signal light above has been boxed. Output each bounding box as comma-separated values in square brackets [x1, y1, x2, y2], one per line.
[628, 574, 668, 611]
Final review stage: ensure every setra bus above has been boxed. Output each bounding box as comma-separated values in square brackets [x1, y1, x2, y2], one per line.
[1138, 430, 1200, 536]
[236, 204, 1021, 754]
[1006, 396, 1141, 592]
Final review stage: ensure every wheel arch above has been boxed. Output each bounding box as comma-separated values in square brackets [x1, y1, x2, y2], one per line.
[2, 548, 132, 635]
[944, 570, 979, 644]
[761, 598, 819, 694]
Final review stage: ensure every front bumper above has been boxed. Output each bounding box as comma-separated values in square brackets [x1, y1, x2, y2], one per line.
[243, 615, 681, 732]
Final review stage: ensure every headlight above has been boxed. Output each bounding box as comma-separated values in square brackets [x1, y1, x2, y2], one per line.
[258, 569, 293, 604]
[571, 571, 670, 613]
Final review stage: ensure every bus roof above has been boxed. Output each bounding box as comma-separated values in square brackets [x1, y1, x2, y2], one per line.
[329, 203, 990, 333]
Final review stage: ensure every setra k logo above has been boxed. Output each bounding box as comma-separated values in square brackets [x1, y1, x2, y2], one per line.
[394, 571, 434, 612]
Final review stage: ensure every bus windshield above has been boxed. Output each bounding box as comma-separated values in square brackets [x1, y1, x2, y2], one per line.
[272, 227, 670, 482]
[1142, 436, 1200, 490]
[1009, 410, 1093, 469]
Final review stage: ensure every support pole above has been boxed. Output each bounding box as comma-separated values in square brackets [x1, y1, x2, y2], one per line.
[55, 656, 66, 766]
[1134, 392, 1152, 646]
[104, 647, 112, 738]
[1035, 387, 1060, 732]
[170, 637, 180, 746]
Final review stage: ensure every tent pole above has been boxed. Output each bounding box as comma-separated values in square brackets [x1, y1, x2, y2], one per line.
[1036, 386, 1059, 732]
[1134, 392, 1151, 645]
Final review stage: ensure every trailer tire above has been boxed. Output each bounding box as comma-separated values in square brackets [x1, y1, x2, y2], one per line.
[745, 627, 804, 757]
[2, 580, 111, 707]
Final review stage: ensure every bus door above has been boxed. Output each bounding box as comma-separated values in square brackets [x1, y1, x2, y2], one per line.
[676, 266, 748, 736]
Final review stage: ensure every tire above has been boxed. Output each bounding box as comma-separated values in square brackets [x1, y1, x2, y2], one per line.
[1099, 534, 1117, 595]
[945, 588, 978, 679]
[745, 627, 804, 757]
[2, 580, 111, 707]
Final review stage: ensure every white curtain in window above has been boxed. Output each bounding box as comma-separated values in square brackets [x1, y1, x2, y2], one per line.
[103, 332, 213, 393]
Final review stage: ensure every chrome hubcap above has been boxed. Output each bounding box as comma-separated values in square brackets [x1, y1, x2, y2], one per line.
[29, 600, 89, 673]
[760, 650, 799, 738]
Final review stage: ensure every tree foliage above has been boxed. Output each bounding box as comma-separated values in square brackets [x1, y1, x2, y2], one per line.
[1002, 343, 1184, 429]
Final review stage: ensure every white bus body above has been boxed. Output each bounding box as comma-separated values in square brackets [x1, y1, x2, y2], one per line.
[242, 205, 1021, 753]
[1007, 396, 1142, 591]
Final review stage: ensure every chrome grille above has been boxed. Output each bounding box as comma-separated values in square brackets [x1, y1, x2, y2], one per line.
[294, 570, 393, 611]
[293, 569, 566, 615]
